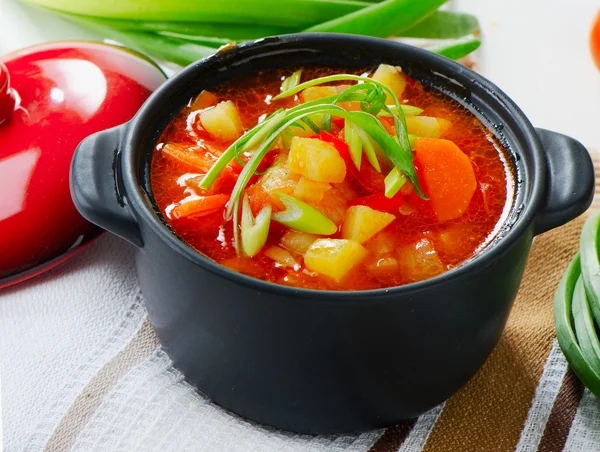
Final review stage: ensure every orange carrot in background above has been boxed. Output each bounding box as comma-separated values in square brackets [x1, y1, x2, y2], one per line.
[414, 138, 476, 222]
[591, 10, 600, 70]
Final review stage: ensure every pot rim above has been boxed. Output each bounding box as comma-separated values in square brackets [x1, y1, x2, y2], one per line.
[122, 33, 544, 300]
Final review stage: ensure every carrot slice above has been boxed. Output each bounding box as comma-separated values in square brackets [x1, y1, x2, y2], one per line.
[171, 194, 229, 219]
[414, 138, 476, 222]
[161, 143, 215, 172]
[245, 184, 274, 215]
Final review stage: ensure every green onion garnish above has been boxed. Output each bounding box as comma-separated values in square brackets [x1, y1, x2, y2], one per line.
[200, 71, 426, 254]
[271, 192, 337, 235]
[241, 194, 272, 257]
[280, 69, 303, 93]
[384, 167, 407, 198]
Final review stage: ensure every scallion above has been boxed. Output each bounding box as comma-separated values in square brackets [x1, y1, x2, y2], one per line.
[280, 69, 303, 93]
[241, 194, 272, 257]
[384, 167, 407, 198]
[272, 192, 337, 235]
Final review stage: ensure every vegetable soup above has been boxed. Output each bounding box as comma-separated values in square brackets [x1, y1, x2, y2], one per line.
[151, 65, 514, 290]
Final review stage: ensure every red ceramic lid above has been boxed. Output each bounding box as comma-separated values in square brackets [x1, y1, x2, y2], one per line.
[0, 42, 165, 288]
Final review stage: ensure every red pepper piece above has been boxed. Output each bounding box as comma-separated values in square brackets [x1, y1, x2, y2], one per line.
[319, 130, 385, 193]
[332, 117, 345, 128]
[349, 192, 404, 213]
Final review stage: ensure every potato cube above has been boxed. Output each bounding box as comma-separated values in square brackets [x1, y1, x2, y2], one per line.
[305, 239, 369, 282]
[190, 90, 219, 110]
[287, 137, 346, 183]
[293, 177, 331, 202]
[435, 224, 477, 256]
[258, 164, 300, 210]
[365, 255, 399, 276]
[371, 64, 407, 102]
[264, 246, 299, 268]
[405, 116, 452, 138]
[280, 230, 319, 255]
[365, 230, 398, 255]
[200, 100, 244, 141]
[306, 186, 349, 225]
[341, 206, 395, 244]
[395, 238, 445, 283]
[301, 86, 338, 102]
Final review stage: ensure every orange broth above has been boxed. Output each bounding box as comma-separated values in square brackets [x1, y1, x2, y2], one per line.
[151, 67, 514, 291]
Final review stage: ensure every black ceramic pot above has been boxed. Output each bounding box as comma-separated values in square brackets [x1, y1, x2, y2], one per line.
[70, 34, 595, 434]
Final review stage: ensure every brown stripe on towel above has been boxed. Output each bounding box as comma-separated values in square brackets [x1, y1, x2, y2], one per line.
[538, 369, 585, 452]
[43, 319, 160, 452]
[368, 419, 418, 452]
[421, 215, 586, 452]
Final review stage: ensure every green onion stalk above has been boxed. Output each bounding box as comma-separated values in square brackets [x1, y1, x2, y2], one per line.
[198, 74, 426, 254]
[555, 210, 600, 397]
[23, 0, 481, 66]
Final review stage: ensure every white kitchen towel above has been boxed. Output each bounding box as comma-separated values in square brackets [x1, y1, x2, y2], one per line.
[1, 232, 445, 452]
[0, 235, 145, 451]
[67, 346, 383, 452]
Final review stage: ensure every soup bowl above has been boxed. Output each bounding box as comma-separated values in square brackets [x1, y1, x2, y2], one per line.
[70, 34, 594, 434]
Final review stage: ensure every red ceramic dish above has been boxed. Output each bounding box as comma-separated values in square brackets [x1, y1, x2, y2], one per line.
[0, 42, 165, 288]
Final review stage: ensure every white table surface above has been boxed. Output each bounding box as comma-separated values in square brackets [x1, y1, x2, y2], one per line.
[1, 0, 599, 449]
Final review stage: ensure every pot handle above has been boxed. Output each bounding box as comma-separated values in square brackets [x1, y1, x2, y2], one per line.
[534, 128, 595, 235]
[70, 125, 143, 247]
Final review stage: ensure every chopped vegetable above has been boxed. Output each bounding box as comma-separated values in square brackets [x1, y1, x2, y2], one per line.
[341, 205, 395, 244]
[264, 245, 298, 267]
[241, 194, 272, 257]
[190, 90, 219, 110]
[200, 100, 244, 141]
[287, 136, 347, 183]
[292, 177, 331, 202]
[170, 194, 228, 219]
[301, 86, 339, 103]
[344, 123, 363, 170]
[258, 164, 300, 209]
[435, 223, 476, 256]
[405, 116, 451, 138]
[349, 192, 404, 213]
[384, 167, 407, 198]
[378, 104, 423, 117]
[414, 138, 476, 222]
[304, 238, 369, 282]
[371, 64, 406, 103]
[280, 230, 319, 255]
[365, 255, 399, 276]
[365, 230, 397, 255]
[396, 238, 444, 282]
[281, 69, 303, 92]
[351, 126, 381, 172]
[272, 192, 337, 235]
[161, 143, 214, 171]
[306, 186, 349, 225]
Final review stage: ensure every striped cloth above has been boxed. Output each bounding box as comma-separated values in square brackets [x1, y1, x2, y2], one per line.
[27, 157, 600, 452]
